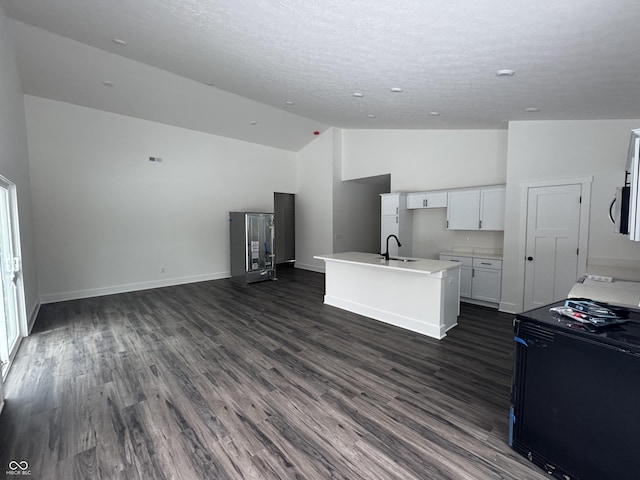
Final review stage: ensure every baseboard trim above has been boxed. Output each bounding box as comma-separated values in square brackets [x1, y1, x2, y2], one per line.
[499, 301, 518, 314]
[39, 271, 231, 304]
[27, 300, 41, 333]
[295, 263, 325, 274]
[324, 295, 445, 340]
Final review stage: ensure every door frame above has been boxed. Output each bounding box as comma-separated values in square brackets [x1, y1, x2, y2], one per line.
[517, 176, 592, 312]
[0, 174, 28, 379]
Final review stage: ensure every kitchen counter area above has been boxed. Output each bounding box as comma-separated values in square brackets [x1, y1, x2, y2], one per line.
[314, 252, 461, 339]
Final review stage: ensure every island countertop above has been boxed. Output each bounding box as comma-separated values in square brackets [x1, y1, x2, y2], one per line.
[314, 251, 460, 275]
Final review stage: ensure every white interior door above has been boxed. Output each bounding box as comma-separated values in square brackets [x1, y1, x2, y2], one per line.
[523, 184, 582, 311]
[0, 179, 23, 379]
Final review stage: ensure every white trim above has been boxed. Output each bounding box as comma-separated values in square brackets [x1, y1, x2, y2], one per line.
[324, 295, 449, 339]
[499, 301, 518, 314]
[295, 262, 325, 273]
[0, 175, 28, 371]
[39, 271, 231, 304]
[27, 300, 40, 333]
[517, 176, 592, 312]
[460, 297, 499, 309]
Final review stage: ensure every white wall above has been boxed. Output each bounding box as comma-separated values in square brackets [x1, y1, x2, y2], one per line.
[502, 119, 640, 313]
[332, 131, 388, 254]
[295, 129, 335, 272]
[342, 129, 508, 190]
[24, 96, 297, 302]
[0, 5, 39, 327]
[412, 208, 505, 259]
[342, 129, 508, 258]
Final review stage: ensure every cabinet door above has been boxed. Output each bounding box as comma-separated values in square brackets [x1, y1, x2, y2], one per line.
[381, 194, 400, 216]
[425, 192, 447, 208]
[447, 190, 480, 230]
[460, 266, 472, 298]
[472, 267, 502, 303]
[406, 193, 426, 209]
[480, 186, 506, 230]
[381, 215, 400, 255]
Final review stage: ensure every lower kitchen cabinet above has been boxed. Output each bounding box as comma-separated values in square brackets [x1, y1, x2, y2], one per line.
[440, 254, 502, 306]
[471, 258, 502, 303]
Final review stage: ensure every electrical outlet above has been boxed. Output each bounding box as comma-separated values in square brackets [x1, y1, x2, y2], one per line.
[466, 237, 472, 243]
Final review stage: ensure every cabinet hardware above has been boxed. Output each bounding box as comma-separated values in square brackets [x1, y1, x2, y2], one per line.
[396, 217, 398, 224]
[479, 220, 482, 229]
[481, 262, 491, 265]
[396, 207, 399, 214]
[472, 268, 475, 277]
[426, 199, 428, 207]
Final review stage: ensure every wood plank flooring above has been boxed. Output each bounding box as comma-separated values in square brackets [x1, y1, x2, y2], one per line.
[0, 265, 548, 479]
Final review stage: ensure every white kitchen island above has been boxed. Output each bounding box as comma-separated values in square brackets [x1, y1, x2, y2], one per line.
[313, 252, 461, 339]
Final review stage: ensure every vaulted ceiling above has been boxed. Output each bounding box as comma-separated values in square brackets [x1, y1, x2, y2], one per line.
[3, 0, 639, 150]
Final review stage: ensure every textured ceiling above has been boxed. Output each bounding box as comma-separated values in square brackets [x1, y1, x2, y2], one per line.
[2, 0, 640, 140]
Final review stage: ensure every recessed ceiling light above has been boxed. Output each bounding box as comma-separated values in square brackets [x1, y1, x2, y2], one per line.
[390, 87, 403, 93]
[250, 120, 258, 125]
[102, 80, 114, 87]
[285, 100, 294, 105]
[429, 111, 440, 116]
[204, 81, 214, 86]
[112, 38, 127, 46]
[496, 69, 515, 77]
[353, 92, 364, 98]
[367, 114, 376, 118]
[525, 107, 540, 112]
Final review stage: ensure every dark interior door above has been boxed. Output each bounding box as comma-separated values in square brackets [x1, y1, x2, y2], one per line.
[274, 192, 295, 264]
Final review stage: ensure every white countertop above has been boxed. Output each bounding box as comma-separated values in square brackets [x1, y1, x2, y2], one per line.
[439, 251, 503, 260]
[314, 252, 460, 275]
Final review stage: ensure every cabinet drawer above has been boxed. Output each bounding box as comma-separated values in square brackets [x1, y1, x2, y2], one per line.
[472, 258, 502, 269]
[440, 254, 473, 267]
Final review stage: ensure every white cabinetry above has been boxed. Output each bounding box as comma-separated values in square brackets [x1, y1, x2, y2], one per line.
[446, 185, 506, 231]
[440, 254, 502, 306]
[471, 258, 502, 303]
[407, 191, 448, 209]
[439, 255, 472, 298]
[446, 190, 480, 229]
[479, 187, 506, 230]
[380, 193, 412, 257]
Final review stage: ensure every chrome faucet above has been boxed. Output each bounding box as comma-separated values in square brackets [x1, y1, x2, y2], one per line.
[383, 234, 402, 261]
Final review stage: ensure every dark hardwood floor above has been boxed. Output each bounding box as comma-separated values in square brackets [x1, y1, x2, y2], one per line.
[0, 265, 548, 479]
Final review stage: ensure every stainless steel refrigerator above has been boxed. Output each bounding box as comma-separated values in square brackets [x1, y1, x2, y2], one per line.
[229, 212, 276, 283]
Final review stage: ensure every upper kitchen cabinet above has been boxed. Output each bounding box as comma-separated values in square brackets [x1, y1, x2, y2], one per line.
[446, 185, 506, 231]
[447, 189, 481, 229]
[406, 191, 448, 209]
[381, 193, 401, 216]
[380, 193, 412, 256]
[479, 186, 506, 230]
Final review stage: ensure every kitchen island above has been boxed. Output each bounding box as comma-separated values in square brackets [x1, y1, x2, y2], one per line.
[313, 252, 461, 339]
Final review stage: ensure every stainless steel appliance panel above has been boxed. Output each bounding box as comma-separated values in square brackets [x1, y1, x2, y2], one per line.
[229, 212, 275, 283]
